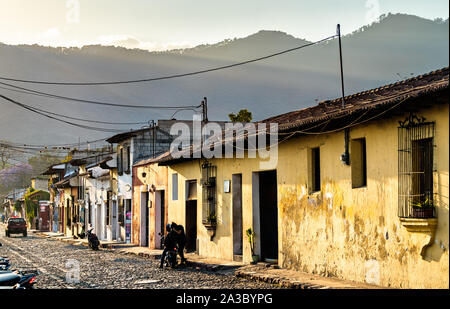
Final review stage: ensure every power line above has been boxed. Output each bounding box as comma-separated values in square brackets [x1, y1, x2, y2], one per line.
[0, 82, 202, 110]
[21, 103, 149, 125]
[3, 138, 109, 149]
[0, 146, 69, 157]
[0, 86, 150, 125]
[0, 35, 337, 86]
[0, 93, 127, 133]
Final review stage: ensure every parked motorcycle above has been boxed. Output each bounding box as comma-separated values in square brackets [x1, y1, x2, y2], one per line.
[87, 228, 100, 250]
[0, 243, 39, 288]
[164, 245, 178, 268]
[0, 243, 11, 271]
[0, 269, 38, 289]
[0, 257, 11, 271]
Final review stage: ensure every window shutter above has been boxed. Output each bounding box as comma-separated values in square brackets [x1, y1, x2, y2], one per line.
[118, 148, 123, 176]
[125, 146, 131, 174]
[172, 173, 178, 200]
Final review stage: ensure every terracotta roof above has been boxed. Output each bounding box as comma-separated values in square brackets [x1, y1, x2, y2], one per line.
[106, 128, 151, 144]
[53, 173, 78, 187]
[264, 67, 449, 132]
[69, 153, 113, 166]
[41, 163, 66, 175]
[106, 126, 172, 144]
[133, 151, 172, 167]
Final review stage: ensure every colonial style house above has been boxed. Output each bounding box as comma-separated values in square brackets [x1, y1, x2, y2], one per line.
[153, 67, 449, 288]
[72, 155, 115, 241]
[132, 153, 169, 249]
[106, 126, 173, 243]
[43, 151, 113, 238]
[1, 188, 27, 219]
[43, 163, 66, 233]
[126, 120, 235, 249]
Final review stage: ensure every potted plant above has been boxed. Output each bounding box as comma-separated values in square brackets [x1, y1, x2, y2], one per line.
[411, 198, 434, 218]
[203, 211, 217, 240]
[206, 211, 217, 223]
[246, 228, 258, 263]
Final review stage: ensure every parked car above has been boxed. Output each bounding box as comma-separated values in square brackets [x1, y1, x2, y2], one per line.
[5, 218, 27, 237]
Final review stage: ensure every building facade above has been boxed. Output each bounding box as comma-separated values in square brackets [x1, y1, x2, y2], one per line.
[157, 68, 449, 288]
[132, 155, 169, 249]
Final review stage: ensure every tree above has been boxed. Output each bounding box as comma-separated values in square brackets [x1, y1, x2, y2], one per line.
[23, 188, 49, 225]
[0, 163, 33, 196]
[228, 109, 253, 122]
[28, 151, 61, 175]
[0, 140, 14, 170]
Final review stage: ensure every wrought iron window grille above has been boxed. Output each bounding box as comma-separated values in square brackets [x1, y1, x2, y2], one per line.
[398, 113, 436, 219]
[201, 162, 217, 222]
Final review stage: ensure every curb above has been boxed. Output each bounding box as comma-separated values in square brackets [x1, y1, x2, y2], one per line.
[34, 232, 120, 249]
[235, 269, 331, 289]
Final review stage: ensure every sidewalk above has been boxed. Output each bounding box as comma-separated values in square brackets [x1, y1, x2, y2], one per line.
[34, 230, 126, 248]
[33, 231, 384, 289]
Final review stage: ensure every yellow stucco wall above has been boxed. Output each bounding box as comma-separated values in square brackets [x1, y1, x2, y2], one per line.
[167, 104, 449, 288]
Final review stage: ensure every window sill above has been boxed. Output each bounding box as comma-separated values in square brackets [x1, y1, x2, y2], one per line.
[352, 185, 367, 190]
[399, 217, 438, 233]
[399, 217, 438, 258]
[309, 191, 321, 196]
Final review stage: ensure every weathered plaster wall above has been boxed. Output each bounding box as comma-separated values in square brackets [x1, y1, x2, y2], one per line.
[168, 157, 266, 262]
[277, 105, 448, 288]
[167, 104, 448, 288]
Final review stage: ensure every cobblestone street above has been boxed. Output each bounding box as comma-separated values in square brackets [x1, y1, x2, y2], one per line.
[0, 224, 279, 289]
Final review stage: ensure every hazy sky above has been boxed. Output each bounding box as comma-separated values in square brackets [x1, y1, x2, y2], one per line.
[0, 0, 448, 50]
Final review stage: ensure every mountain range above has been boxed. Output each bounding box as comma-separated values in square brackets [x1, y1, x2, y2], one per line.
[0, 13, 448, 146]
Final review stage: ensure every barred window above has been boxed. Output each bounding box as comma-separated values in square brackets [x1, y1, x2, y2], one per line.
[398, 115, 435, 218]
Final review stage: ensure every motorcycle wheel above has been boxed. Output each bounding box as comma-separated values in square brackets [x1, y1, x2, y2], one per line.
[169, 253, 177, 268]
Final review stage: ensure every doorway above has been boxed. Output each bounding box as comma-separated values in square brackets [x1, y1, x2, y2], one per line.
[140, 192, 149, 247]
[232, 174, 243, 259]
[95, 203, 102, 239]
[111, 200, 118, 240]
[253, 170, 278, 261]
[155, 190, 165, 249]
[185, 200, 197, 252]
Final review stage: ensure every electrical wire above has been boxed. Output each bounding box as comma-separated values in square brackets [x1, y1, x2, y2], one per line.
[0, 35, 337, 86]
[0, 86, 151, 125]
[0, 93, 127, 133]
[0, 82, 202, 110]
[3, 138, 109, 149]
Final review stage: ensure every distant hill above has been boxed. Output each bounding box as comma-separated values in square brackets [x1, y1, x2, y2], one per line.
[0, 13, 448, 145]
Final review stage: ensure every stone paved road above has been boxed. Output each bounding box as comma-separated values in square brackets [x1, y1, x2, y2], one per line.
[0, 224, 279, 289]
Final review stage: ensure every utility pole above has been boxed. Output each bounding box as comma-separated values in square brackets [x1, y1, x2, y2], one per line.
[337, 24, 345, 109]
[201, 97, 208, 122]
[337, 24, 350, 165]
[150, 120, 156, 158]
